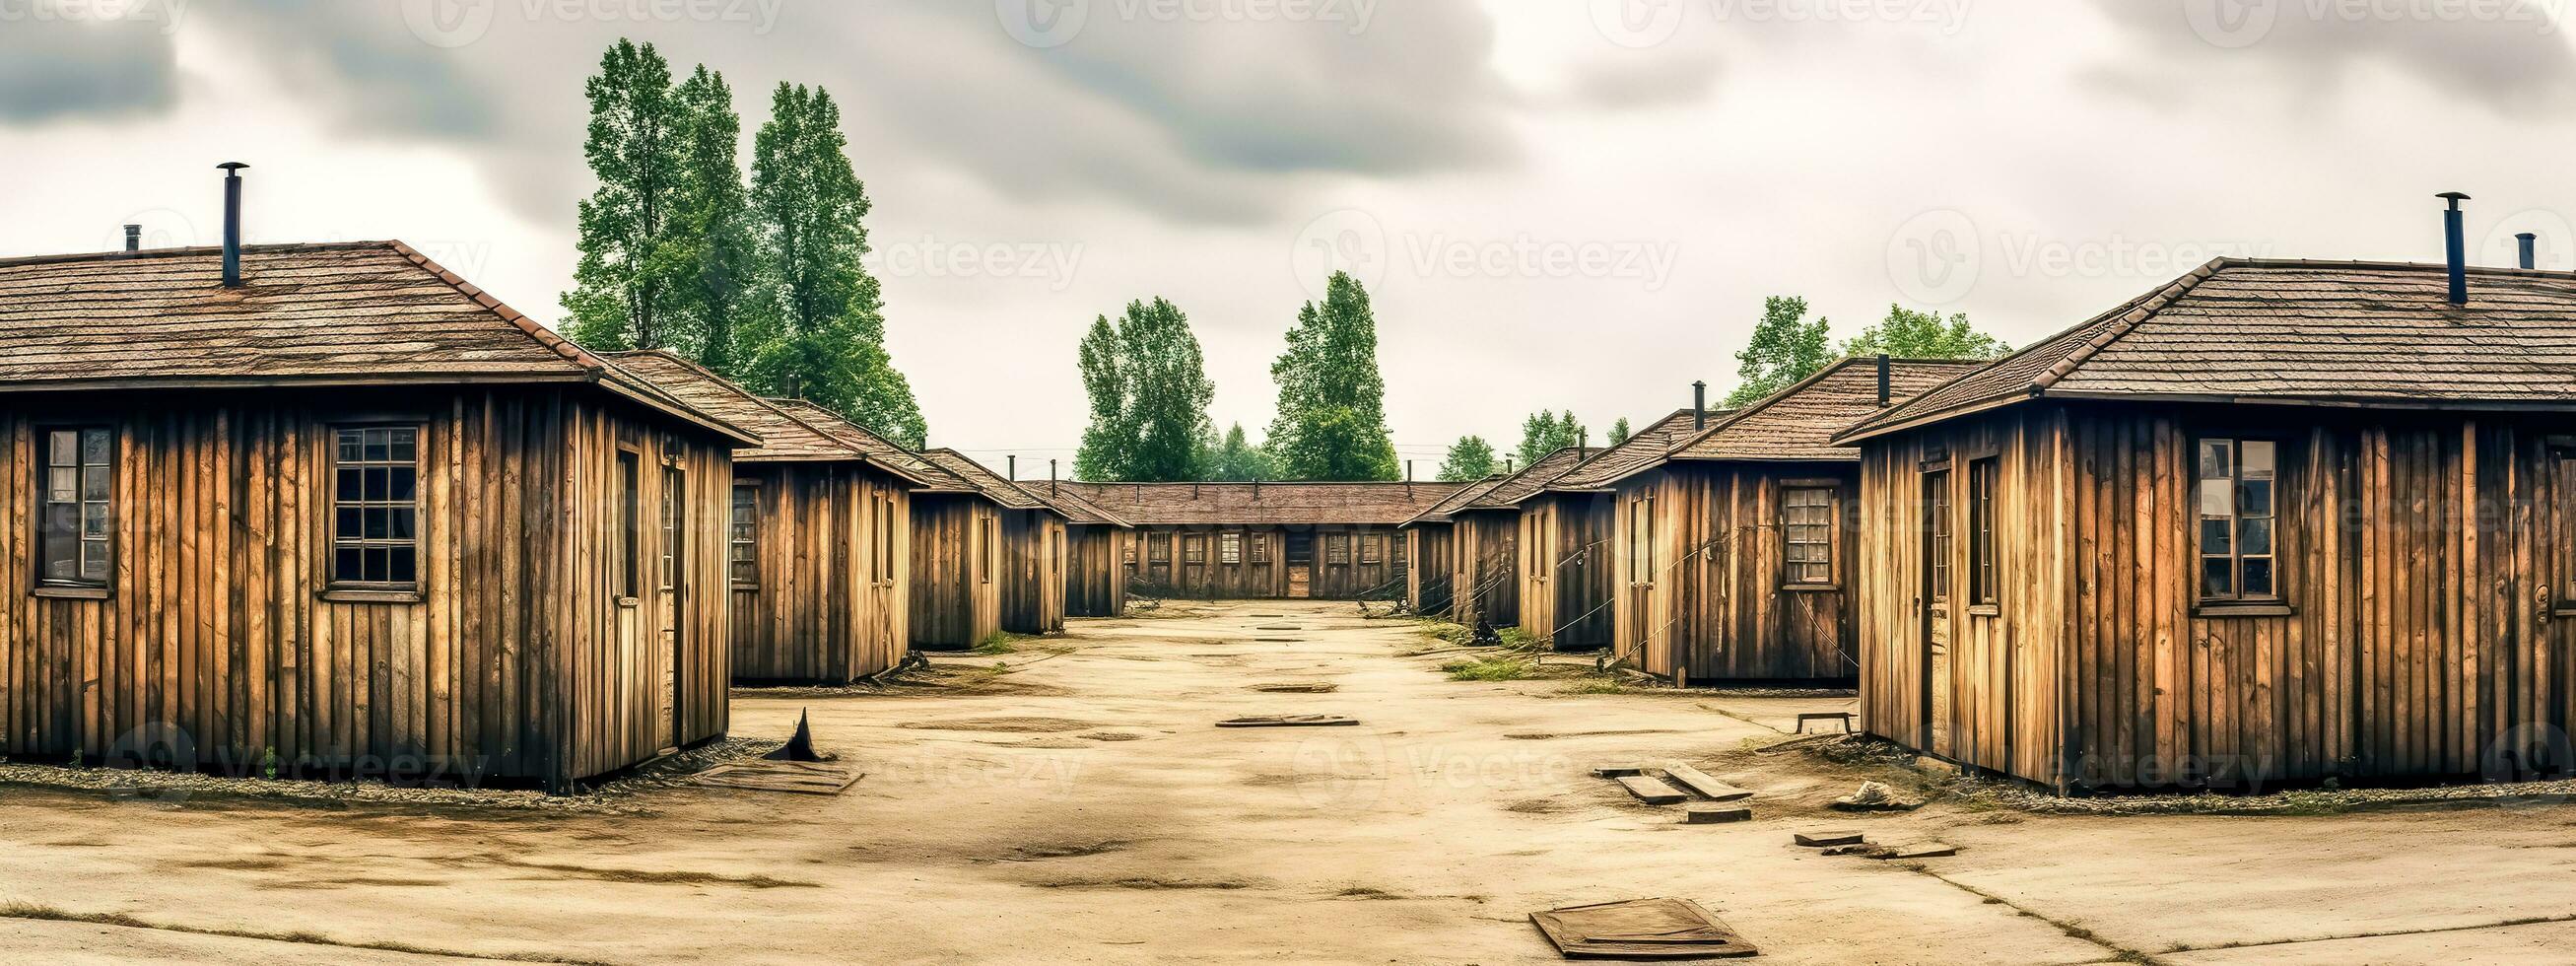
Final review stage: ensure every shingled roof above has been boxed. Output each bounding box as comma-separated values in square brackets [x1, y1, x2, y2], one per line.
[1839, 259, 2576, 442]
[606, 350, 862, 463]
[1026, 483, 1134, 527]
[1461, 448, 1590, 511]
[1056, 482, 1466, 526]
[1544, 408, 1714, 493]
[764, 399, 959, 491]
[921, 449, 1062, 516]
[1400, 475, 1512, 526]
[0, 241, 753, 445]
[1675, 357, 1986, 461]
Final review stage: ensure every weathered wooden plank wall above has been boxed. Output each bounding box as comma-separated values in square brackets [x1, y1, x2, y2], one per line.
[1604, 465, 1861, 681]
[726, 462, 912, 684]
[1453, 513, 1520, 628]
[998, 510, 1066, 634]
[1406, 525, 1456, 616]
[909, 494, 1001, 650]
[1063, 524, 1127, 617]
[0, 386, 730, 790]
[1122, 525, 1407, 600]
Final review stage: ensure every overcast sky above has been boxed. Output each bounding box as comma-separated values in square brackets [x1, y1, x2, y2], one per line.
[6, 0, 2574, 476]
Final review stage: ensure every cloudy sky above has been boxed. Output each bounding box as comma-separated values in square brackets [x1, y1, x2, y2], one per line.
[6, 0, 2574, 475]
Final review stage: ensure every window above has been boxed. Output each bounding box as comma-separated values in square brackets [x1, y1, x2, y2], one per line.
[1927, 472, 1952, 602]
[1967, 457, 1998, 606]
[38, 427, 112, 586]
[1361, 534, 1383, 565]
[876, 494, 897, 579]
[729, 484, 759, 587]
[1220, 531, 1243, 565]
[2197, 439, 2277, 601]
[1629, 491, 1657, 583]
[1148, 532, 1171, 564]
[2557, 449, 2576, 610]
[660, 467, 684, 592]
[1185, 534, 1206, 565]
[617, 450, 640, 598]
[1250, 533, 1270, 564]
[1783, 486, 1836, 586]
[1123, 538, 1137, 566]
[332, 427, 421, 587]
[1325, 533, 1350, 565]
[980, 518, 995, 584]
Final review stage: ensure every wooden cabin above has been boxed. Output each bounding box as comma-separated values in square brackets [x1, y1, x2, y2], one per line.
[1057, 483, 1464, 600]
[1445, 449, 1591, 632]
[1589, 360, 1982, 685]
[1836, 257, 2576, 793]
[1511, 414, 1716, 651]
[0, 240, 758, 792]
[1032, 483, 1134, 618]
[921, 450, 1068, 641]
[610, 352, 934, 685]
[1398, 476, 1509, 617]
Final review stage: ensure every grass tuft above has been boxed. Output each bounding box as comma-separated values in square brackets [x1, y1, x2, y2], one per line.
[1442, 656, 1532, 682]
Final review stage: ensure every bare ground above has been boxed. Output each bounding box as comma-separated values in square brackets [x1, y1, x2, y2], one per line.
[1, 600, 2572, 964]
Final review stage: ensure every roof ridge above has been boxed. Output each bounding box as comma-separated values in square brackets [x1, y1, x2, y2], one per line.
[2031, 257, 2227, 392]
[0, 240, 397, 269]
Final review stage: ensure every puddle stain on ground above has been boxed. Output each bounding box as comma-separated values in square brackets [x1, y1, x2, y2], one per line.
[897, 718, 1101, 733]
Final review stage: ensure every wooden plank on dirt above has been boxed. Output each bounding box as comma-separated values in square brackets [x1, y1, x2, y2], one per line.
[1659, 763, 1751, 802]
[1682, 803, 1751, 824]
[1615, 774, 1687, 805]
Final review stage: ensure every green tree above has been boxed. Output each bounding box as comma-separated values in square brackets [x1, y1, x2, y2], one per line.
[1515, 409, 1585, 468]
[1268, 272, 1400, 481]
[1206, 423, 1279, 482]
[563, 38, 683, 352]
[1072, 299, 1216, 481]
[1726, 296, 1834, 406]
[664, 64, 758, 372]
[1841, 305, 2011, 360]
[1607, 417, 1632, 447]
[740, 82, 926, 448]
[1436, 436, 1498, 482]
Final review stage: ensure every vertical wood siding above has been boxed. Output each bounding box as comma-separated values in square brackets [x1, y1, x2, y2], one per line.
[0, 387, 731, 791]
[1605, 465, 1860, 681]
[998, 511, 1066, 634]
[1121, 525, 1407, 600]
[726, 462, 912, 684]
[1518, 494, 1616, 651]
[909, 495, 1001, 650]
[1406, 525, 1456, 616]
[1063, 524, 1127, 618]
[1453, 513, 1521, 628]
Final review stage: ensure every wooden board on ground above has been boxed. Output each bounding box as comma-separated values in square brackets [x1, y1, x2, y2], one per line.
[693, 760, 862, 795]
[1793, 830, 1865, 847]
[1591, 764, 1647, 778]
[1682, 804, 1751, 824]
[1216, 715, 1359, 728]
[1528, 898, 1759, 960]
[1659, 764, 1751, 802]
[1614, 775, 1687, 805]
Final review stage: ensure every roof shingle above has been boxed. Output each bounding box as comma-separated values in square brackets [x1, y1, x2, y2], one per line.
[1676, 358, 1986, 461]
[1057, 482, 1465, 526]
[606, 350, 856, 462]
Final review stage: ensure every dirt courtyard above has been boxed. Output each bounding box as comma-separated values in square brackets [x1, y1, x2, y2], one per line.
[4, 600, 2576, 964]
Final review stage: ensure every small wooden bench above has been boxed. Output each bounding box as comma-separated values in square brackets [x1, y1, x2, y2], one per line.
[1796, 712, 1857, 734]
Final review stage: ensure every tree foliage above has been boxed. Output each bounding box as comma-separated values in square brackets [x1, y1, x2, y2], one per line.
[1205, 423, 1280, 482]
[563, 39, 682, 352]
[1515, 410, 1585, 468]
[1607, 417, 1632, 447]
[1436, 436, 1498, 482]
[665, 64, 758, 372]
[1073, 298, 1216, 482]
[1268, 272, 1399, 481]
[1841, 305, 2011, 360]
[1726, 296, 1833, 407]
[739, 82, 925, 448]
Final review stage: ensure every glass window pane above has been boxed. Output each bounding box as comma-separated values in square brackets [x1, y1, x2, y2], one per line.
[364, 428, 389, 461]
[390, 467, 417, 502]
[337, 467, 363, 502]
[2242, 440, 2275, 477]
[336, 508, 363, 538]
[365, 546, 390, 583]
[391, 508, 416, 540]
[2241, 518, 2271, 556]
[365, 508, 389, 540]
[81, 541, 108, 582]
[42, 539, 74, 580]
[365, 467, 388, 501]
[81, 503, 106, 538]
[48, 467, 76, 503]
[2238, 480, 2272, 518]
[2199, 440, 2232, 479]
[47, 431, 76, 466]
[81, 466, 108, 501]
[389, 546, 417, 585]
[2243, 557, 2273, 597]
[2199, 478, 2234, 518]
[81, 429, 109, 465]
[389, 428, 417, 462]
[335, 547, 363, 582]
[338, 429, 364, 461]
[2201, 517, 2231, 555]
[2203, 557, 2234, 597]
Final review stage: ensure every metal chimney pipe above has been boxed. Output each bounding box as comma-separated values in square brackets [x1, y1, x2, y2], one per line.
[219, 162, 248, 288]
[1049, 458, 1058, 497]
[1405, 459, 1413, 483]
[2518, 233, 2538, 270]
[2440, 191, 2470, 306]
[1692, 380, 1708, 431]
[123, 224, 141, 253]
[1876, 354, 1892, 406]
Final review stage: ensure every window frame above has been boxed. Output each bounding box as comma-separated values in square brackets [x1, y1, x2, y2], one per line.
[1966, 456, 1999, 609]
[1325, 532, 1351, 565]
[980, 515, 995, 585]
[1220, 531, 1243, 565]
[1184, 533, 1207, 566]
[1780, 482, 1839, 589]
[659, 464, 684, 595]
[1628, 490, 1657, 587]
[328, 424, 427, 596]
[2555, 446, 2576, 613]
[1361, 532, 1384, 565]
[729, 482, 760, 589]
[616, 448, 642, 601]
[2195, 435, 2282, 607]
[34, 424, 115, 593]
[1250, 532, 1271, 564]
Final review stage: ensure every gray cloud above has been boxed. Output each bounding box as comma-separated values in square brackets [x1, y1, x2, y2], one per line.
[0, 10, 178, 123]
[2087, 0, 2576, 112]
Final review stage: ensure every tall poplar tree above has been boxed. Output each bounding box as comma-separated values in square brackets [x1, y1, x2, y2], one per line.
[1206, 424, 1278, 482]
[1436, 436, 1497, 482]
[665, 64, 758, 372]
[741, 82, 926, 448]
[1072, 299, 1216, 481]
[1268, 272, 1399, 481]
[1515, 410, 1585, 467]
[1607, 417, 1633, 447]
[563, 38, 682, 351]
[1727, 296, 1833, 406]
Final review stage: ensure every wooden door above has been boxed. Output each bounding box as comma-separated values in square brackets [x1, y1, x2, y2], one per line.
[1922, 468, 1953, 758]
[657, 465, 684, 753]
[1286, 531, 1314, 598]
